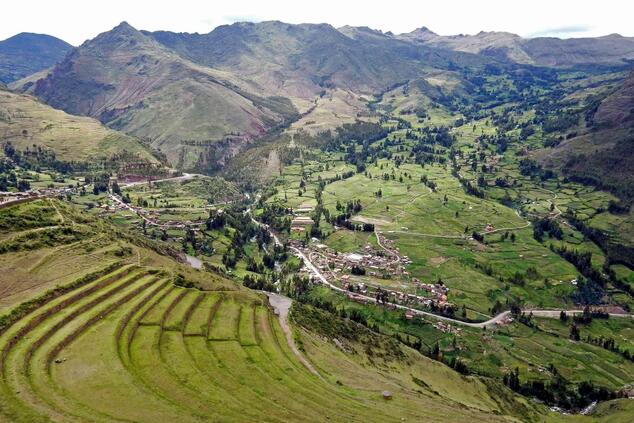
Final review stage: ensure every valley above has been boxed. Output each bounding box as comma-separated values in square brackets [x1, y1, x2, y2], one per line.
[1, 12, 634, 422]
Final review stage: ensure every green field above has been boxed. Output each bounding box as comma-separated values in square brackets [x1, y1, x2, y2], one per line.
[0, 263, 551, 422]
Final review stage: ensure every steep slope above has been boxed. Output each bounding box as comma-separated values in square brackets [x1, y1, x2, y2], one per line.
[145, 21, 490, 100]
[18, 22, 297, 170]
[536, 71, 634, 200]
[402, 28, 634, 67]
[0, 33, 72, 84]
[593, 70, 634, 127]
[0, 86, 158, 164]
[402, 29, 534, 64]
[0, 198, 550, 423]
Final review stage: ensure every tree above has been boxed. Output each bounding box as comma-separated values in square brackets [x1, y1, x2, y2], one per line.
[569, 324, 581, 341]
[560, 310, 568, 322]
[431, 342, 440, 359]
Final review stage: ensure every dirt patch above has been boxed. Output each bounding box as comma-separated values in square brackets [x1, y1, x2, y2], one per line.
[266, 292, 323, 379]
[352, 215, 392, 226]
[471, 241, 488, 252]
[429, 256, 449, 267]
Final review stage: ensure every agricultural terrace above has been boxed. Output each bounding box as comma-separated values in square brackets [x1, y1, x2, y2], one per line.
[264, 82, 633, 319]
[0, 263, 535, 422]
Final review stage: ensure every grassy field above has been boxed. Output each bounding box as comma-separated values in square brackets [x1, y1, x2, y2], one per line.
[263, 73, 634, 319]
[124, 175, 241, 208]
[0, 88, 157, 163]
[266, 149, 583, 315]
[0, 263, 550, 422]
[304, 286, 634, 397]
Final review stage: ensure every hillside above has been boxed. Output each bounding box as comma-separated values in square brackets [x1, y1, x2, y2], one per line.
[0, 33, 71, 84]
[146, 21, 488, 99]
[16, 22, 298, 170]
[0, 198, 548, 422]
[401, 28, 634, 67]
[0, 87, 159, 165]
[536, 71, 634, 201]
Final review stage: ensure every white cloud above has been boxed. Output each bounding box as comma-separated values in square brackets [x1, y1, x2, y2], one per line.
[1, 0, 632, 45]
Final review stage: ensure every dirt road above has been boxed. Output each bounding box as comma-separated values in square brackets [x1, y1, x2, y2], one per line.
[291, 247, 633, 328]
[265, 292, 322, 379]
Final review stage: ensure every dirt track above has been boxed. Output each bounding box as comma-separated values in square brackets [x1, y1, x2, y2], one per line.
[265, 292, 323, 379]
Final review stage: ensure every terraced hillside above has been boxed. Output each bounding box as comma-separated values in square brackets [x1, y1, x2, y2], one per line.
[0, 87, 159, 165]
[0, 262, 542, 422]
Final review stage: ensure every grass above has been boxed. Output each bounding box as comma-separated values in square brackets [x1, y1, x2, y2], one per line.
[0, 261, 560, 422]
[267, 150, 583, 314]
[124, 175, 240, 208]
[0, 89, 157, 163]
[303, 286, 634, 396]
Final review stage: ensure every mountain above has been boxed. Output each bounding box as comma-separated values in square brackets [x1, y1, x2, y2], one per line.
[11, 21, 634, 175]
[536, 71, 634, 201]
[0, 33, 72, 84]
[15, 21, 494, 171]
[593, 70, 634, 128]
[17, 22, 298, 170]
[0, 86, 158, 164]
[401, 28, 634, 67]
[144, 20, 491, 105]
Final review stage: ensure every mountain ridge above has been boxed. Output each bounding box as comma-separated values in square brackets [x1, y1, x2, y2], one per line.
[19, 22, 298, 170]
[400, 26, 634, 66]
[0, 32, 72, 84]
[7, 20, 634, 174]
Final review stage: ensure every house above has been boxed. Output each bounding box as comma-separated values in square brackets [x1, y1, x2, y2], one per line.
[345, 253, 363, 262]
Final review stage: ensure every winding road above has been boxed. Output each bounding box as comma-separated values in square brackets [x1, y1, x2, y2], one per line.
[243, 197, 632, 331]
[291, 246, 633, 328]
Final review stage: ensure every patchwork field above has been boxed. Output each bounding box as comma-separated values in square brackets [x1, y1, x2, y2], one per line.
[0, 262, 542, 422]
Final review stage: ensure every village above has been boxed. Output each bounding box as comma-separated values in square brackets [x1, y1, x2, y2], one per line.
[290, 233, 455, 317]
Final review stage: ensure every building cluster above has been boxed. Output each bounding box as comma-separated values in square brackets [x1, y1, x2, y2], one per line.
[0, 187, 72, 207]
[293, 241, 410, 279]
[374, 283, 452, 313]
[290, 203, 315, 231]
[290, 216, 314, 231]
[292, 237, 456, 313]
[432, 321, 457, 333]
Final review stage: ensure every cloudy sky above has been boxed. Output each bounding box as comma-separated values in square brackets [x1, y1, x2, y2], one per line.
[1, 0, 632, 45]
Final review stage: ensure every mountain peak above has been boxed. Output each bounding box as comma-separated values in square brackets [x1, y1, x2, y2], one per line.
[0, 32, 73, 83]
[107, 21, 143, 37]
[337, 25, 389, 40]
[474, 30, 521, 39]
[85, 21, 151, 50]
[113, 21, 136, 31]
[401, 26, 438, 42]
[415, 26, 437, 35]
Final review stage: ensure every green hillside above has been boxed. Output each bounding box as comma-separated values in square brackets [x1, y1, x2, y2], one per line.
[1, 16, 633, 422]
[0, 199, 547, 422]
[17, 22, 298, 170]
[0, 87, 159, 166]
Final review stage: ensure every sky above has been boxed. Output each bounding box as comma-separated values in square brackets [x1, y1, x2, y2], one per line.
[1, 0, 632, 45]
